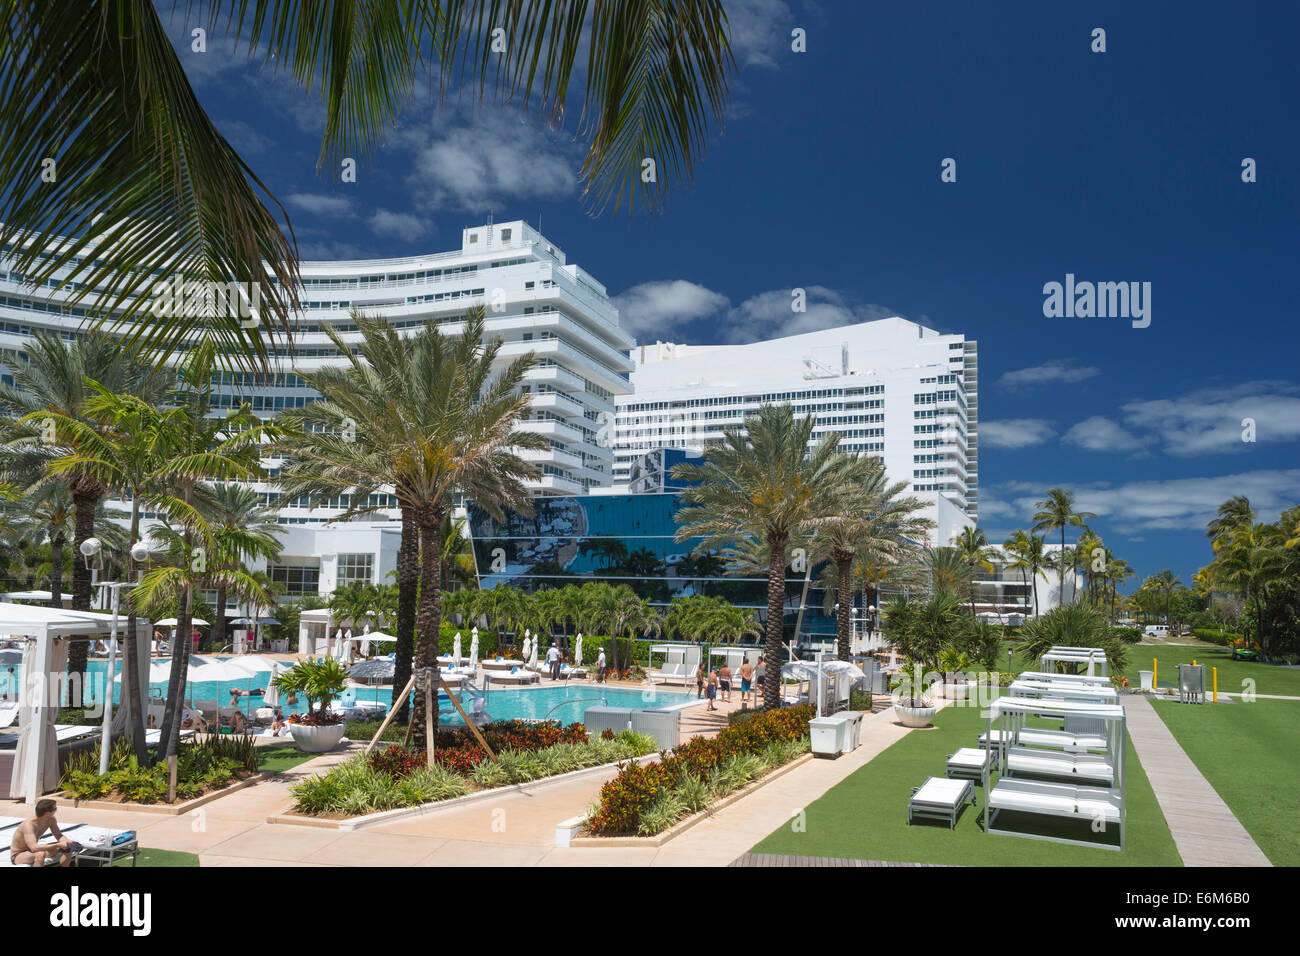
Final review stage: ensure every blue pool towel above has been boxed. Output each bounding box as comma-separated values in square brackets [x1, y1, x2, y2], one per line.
[112, 831, 135, 846]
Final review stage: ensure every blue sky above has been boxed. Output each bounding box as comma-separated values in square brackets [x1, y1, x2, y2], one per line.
[169, 0, 1300, 587]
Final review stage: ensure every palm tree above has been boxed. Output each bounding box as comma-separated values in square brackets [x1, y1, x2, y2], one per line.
[2, 2, 735, 369]
[1015, 603, 1128, 675]
[1075, 529, 1105, 604]
[806, 459, 930, 658]
[204, 484, 284, 649]
[1207, 495, 1255, 551]
[278, 311, 543, 750]
[882, 589, 968, 701]
[1150, 569, 1181, 626]
[953, 527, 998, 618]
[1032, 488, 1096, 607]
[1, 330, 167, 705]
[673, 404, 869, 709]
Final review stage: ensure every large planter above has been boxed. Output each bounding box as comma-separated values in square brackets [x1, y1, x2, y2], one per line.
[893, 702, 936, 728]
[287, 721, 347, 753]
[936, 680, 972, 700]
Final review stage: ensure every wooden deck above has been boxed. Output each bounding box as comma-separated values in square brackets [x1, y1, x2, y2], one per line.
[1123, 694, 1272, 867]
[730, 853, 949, 867]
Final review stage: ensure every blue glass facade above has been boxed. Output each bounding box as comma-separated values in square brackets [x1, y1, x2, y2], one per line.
[466, 492, 836, 637]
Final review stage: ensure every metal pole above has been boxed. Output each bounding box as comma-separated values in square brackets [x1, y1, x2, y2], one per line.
[98, 584, 121, 775]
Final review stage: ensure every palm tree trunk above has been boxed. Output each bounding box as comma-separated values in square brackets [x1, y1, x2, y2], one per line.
[49, 532, 64, 608]
[763, 533, 789, 710]
[835, 552, 852, 660]
[66, 488, 98, 707]
[1059, 528, 1066, 606]
[410, 510, 444, 752]
[392, 508, 417, 723]
[212, 583, 228, 649]
[123, 499, 147, 763]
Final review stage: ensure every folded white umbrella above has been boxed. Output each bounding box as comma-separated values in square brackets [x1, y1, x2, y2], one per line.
[521, 634, 531, 662]
[453, 631, 462, 667]
[469, 628, 479, 670]
[263, 662, 282, 708]
[575, 634, 583, 669]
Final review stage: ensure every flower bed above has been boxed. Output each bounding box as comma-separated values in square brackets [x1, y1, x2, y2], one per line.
[61, 734, 261, 804]
[289, 727, 657, 817]
[586, 705, 814, 837]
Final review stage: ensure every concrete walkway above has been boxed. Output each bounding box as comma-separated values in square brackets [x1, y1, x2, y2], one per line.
[1123, 694, 1272, 867]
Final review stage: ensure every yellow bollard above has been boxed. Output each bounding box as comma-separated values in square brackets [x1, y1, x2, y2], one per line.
[1153, 658, 1157, 690]
[1213, 667, 1218, 702]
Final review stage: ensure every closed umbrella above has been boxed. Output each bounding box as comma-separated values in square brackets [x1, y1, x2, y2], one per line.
[574, 634, 583, 671]
[469, 628, 479, 671]
[530, 637, 539, 669]
[521, 633, 531, 663]
[453, 631, 462, 667]
[264, 662, 282, 708]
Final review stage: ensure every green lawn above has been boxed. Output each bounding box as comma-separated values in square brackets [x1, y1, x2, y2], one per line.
[751, 704, 1183, 866]
[109, 847, 200, 867]
[257, 744, 318, 774]
[997, 639, 1300, 698]
[1150, 697, 1300, 866]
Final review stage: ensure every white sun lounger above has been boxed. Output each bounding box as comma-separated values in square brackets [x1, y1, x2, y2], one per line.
[985, 777, 1124, 850]
[1016, 727, 1109, 752]
[1004, 745, 1115, 785]
[908, 776, 976, 829]
[946, 747, 992, 788]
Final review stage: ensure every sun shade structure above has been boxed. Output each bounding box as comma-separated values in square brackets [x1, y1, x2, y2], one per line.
[0, 602, 151, 804]
[648, 643, 702, 686]
[1007, 679, 1119, 706]
[1039, 645, 1109, 677]
[982, 696, 1127, 851]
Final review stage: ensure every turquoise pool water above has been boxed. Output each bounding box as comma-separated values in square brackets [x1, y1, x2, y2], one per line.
[0, 659, 696, 725]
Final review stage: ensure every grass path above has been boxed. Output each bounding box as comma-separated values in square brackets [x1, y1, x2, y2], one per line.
[751, 703, 1181, 866]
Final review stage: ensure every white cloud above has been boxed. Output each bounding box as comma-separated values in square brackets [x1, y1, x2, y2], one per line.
[1063, 416, 1145, 453]
[613, 280, 730, 339]
[725, 0, 797, 69]
[997, 359, 1100, 390]
[987, 470, 1300, 534]
[1118, 381, 1300, 456]
[369, 209, 431, 242]
[286, 193, 355, 217]
[403, 110, 578, 213]
[980, 419, 1056, 449]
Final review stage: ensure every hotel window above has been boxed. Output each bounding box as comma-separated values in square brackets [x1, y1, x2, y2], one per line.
[337, 553, 375, 586]
[269, 565, 320, 596]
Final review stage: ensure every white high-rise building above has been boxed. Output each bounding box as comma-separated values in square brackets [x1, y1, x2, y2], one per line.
[0, 220, 634, 604]
[612, 317, 979, 544]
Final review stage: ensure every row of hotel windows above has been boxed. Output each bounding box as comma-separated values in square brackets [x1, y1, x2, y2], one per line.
[268, 553, 374, 595]
[622, 385, 884, 414]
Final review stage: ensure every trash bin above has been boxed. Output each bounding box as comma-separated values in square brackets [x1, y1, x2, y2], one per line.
[836, 710, 865, 752]
[808, 716, 848, 757]
[1139, 670, 1153, 691]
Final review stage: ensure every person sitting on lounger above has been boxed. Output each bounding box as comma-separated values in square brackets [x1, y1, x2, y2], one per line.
[271, 706, 286, 737]
[10, 799, 74, 867]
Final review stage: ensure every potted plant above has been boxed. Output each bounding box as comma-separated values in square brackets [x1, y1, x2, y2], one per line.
[891, 661, 937, 727]
[936, 648, 974, 699]
[275, 658, 350, 752]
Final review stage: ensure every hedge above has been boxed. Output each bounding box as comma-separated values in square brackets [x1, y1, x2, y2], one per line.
[1192, 628, 1243, 647]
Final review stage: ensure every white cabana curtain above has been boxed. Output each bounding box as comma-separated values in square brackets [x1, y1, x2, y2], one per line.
[9, 637, 67, 798]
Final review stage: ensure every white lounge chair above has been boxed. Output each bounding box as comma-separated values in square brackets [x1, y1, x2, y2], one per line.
[984, 777, 1124, 850]
[946, 747, 992, 787]
[908, 776, 976, 829]
[1003, 745, 1115, 785]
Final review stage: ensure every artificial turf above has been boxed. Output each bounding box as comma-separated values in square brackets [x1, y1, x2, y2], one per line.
[1149, 696, 1300, 866]
[750, 703, 1183, 866]
[257, 744, 319, 774]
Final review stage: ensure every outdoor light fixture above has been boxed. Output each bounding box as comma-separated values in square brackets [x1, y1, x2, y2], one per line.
[79, 536, 103, 572]
[129, 540, 150, 563]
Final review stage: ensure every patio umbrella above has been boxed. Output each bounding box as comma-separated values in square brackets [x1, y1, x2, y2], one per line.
[0, 648, 23, 666]
[349, 658, 395, 684]
[575, 634, 583, 670]
[154, 617, 210, 627]
[530, 637, 539, 669]
[263, 662, 282, 708]
[453, 632, 462, 667]
[521, 634, 531, 663]
[469, 628, 479, 671]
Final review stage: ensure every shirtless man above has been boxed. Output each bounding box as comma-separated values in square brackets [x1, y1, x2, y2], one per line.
[9, 799, 73, 867]
[739, 657, 755, 705]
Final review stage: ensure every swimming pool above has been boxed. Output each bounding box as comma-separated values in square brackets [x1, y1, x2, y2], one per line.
[0, 659, 697, 726]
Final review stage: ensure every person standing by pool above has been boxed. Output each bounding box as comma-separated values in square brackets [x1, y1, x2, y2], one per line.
[695, 661, 705, 699]
[719, 662, 732, 703]
[739, 657, 754, 705]
[596, 647, 606, 683]
[755, 659, 766, 705]
[547, 642, 561, 680]
[705, 669, 718, 712]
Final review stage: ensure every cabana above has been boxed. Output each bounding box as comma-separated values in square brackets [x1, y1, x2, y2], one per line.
[708, 645, 761, 679]
[1007, 678, 1119, 706]
[1039, 646, 1109, 677]
[648, 643, 702, 686]
[982, 696, 1127, 851]
[0, 602, 151, 804]
[1017, 670, 1112, 687]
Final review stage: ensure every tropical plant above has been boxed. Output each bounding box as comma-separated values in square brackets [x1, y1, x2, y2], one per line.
[952, 526, 998, 617]
[276, 310, 543, 749]
[673, 404, 870, 709]
[1032, 488, 1096, 607]
[0, 1, 736, 368]
[1014, 603, 1128, 674]
[274, 658, 350, 725]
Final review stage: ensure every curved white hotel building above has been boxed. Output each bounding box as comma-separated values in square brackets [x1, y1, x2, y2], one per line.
[0, 220, 634, 599]
[612, 317, 980, 545]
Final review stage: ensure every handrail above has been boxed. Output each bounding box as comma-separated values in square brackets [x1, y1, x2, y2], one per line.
[545, 696, 607, 720]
